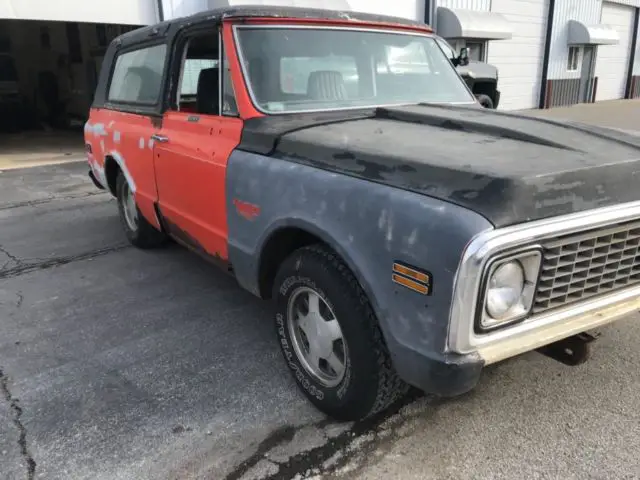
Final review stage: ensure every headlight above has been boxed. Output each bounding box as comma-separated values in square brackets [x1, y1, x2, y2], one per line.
[479, 250, 542, 331]
[486, 261, 525, 319]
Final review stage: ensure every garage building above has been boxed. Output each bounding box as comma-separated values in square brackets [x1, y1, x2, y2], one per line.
[0, 0, 638, 131]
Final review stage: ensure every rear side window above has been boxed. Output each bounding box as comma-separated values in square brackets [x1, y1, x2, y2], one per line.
[108, 44, 167, 104]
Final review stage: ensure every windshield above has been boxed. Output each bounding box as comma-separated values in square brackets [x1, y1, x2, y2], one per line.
[234, 26, 475, 114]
[434, 37, 456, 61]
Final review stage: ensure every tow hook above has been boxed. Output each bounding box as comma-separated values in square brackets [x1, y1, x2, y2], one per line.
[537, 332, 600, 366]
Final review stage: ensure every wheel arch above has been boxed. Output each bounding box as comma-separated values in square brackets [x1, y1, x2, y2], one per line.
[255, 219, 378, 312]
[104, 155, 120, 196]
[104, 151, 137, 198]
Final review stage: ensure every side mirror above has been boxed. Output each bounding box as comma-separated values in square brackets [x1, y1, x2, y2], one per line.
[457, 47, 470, 66]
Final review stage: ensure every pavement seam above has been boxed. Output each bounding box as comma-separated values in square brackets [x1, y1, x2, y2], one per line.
[0, 368, 36, 480]
[0, 244, 130, 280]
[0, 191, 109, 212]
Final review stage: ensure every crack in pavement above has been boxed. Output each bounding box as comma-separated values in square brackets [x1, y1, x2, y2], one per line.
[0, 244, 130, 280]
[0, 368, 36, 480]
[0, 191, 109, 212]
[0, 245, 23, 268]
[224, 392, 427, 480]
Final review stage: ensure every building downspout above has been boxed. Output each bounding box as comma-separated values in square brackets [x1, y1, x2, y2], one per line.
[156, 0, 165, 22]
[538, 0, 556, 109]
[625, 7, 639, 99]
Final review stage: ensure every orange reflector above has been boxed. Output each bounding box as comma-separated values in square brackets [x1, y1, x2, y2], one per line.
[392, 263, 430, 284]
[392, 273, 430, 295]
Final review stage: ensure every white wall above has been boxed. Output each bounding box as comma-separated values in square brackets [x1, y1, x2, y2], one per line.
[437, 0, 491, 11]
[0, 0, 158, 24]
[634, 12, 640, 76]
[487, 0, 549, 110]
[340, 0, 425, 22]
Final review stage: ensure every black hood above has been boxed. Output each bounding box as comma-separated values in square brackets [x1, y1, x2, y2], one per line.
[238, 104, 640, 227]
[457, 60, 498, 81]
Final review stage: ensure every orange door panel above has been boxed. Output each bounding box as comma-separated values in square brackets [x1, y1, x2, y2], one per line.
[153, 111, 243, 260]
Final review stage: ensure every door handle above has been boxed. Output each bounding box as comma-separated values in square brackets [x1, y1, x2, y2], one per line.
[151, 134, 169, 143]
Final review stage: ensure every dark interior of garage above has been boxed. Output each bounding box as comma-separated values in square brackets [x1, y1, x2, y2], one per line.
[0, 19, 140, 135]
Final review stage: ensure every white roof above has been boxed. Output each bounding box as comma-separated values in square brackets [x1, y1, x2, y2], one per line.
[567, 20, 620, 45]
[436, 7, 512, 40]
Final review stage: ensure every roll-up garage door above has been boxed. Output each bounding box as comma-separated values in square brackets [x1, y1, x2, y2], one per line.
[594, 2, 635, 101]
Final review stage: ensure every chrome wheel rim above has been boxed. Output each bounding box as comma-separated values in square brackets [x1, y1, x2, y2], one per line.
[122, 181, 138, 231]
[287, 286, 347, 388]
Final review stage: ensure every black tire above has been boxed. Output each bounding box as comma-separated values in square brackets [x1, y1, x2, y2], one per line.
[476, 93, 495, 109]
[273, 244, 409, 421]
[116, 171, 167, 249]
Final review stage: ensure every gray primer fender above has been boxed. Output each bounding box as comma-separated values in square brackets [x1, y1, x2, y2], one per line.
[226, 150, 493, 383]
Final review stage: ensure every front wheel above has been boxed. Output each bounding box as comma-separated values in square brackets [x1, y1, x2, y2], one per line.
[273, 245, 408, 421]
[476, 93, 495, 109]
[116, 171, 167, 249]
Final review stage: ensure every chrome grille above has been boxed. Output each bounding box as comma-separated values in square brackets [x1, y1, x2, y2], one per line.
[533, 220, 640, 314]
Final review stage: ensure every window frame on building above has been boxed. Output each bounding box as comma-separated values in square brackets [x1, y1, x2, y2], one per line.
[465, 41, 486, 62]
[567, 46, 581, 72]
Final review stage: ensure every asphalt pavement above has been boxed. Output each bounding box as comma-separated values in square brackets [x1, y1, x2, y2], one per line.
[2, 104, 640, 480]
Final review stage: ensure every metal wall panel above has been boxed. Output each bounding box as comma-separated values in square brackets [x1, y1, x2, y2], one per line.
[601, 0, 640, 7]
[436, 0, 491, 11]
[342, 0, 425, 21]
[0, 0, 158, 24]
[631, 76, 640, 96]
[547, 0, 601, 80]
[634, 14, 640, 75]
[546, 77, 598, 106]
[487, 0, 550, 109]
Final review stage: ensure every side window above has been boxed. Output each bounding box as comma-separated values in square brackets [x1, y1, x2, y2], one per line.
[108, 44, 167, 104]
[180, 59, 219, 95]
[280, 56, 358, 97]
[173, 30, 238, 116]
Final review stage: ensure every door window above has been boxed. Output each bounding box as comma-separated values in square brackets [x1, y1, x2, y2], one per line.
[173, 31, 237, 116]
[108, 44, 167, 104]
[567, 46, 581, 71]
[465, 42, 485, 62]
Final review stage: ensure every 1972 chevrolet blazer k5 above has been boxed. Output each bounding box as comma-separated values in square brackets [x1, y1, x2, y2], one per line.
[84, 5, 640, 421]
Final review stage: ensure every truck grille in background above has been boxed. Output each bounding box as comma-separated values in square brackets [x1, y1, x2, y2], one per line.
[532, 220, 640, 314]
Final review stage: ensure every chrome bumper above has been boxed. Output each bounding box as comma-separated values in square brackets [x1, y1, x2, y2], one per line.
[477, 287, 640, 365]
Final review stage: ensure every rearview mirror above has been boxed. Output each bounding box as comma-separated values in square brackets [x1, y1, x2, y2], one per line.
[457, 47, 470, 66]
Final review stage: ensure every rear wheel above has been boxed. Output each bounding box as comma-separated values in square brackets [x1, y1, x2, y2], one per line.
[273, 244, 408, 421]
[116, 171, 167, 249]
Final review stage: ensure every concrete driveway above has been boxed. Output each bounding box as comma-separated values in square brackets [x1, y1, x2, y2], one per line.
[2, 103, 640, 480]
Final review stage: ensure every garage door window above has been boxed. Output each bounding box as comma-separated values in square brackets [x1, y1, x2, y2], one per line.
[567, 47, 580, 71]
[108, 44, 167, 105]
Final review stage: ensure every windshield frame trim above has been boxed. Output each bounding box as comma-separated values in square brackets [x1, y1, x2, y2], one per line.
[231, 24, 476, 116]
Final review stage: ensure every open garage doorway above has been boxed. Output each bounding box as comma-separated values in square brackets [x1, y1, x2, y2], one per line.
[0, 19, 141, 168]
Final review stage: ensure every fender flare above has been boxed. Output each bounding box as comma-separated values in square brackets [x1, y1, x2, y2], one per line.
[255, 216, 384, 318]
